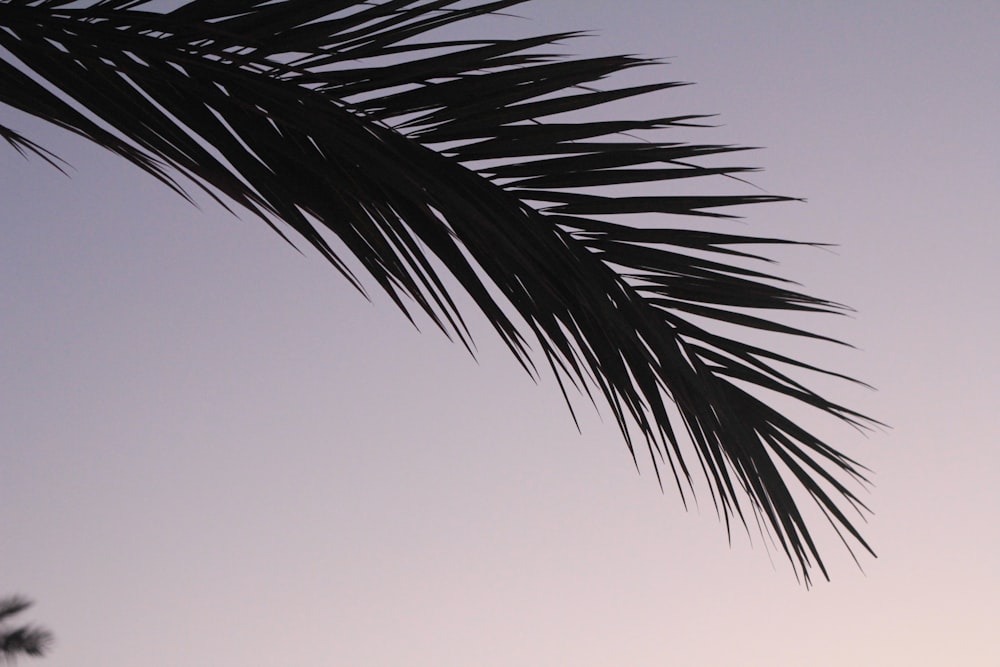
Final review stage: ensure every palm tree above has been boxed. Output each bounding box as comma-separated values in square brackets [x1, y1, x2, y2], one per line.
[0, 0, 876, 583]
[0, 596, 52, 663]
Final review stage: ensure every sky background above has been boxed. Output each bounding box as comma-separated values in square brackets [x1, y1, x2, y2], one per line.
[2, 1, 999, 666]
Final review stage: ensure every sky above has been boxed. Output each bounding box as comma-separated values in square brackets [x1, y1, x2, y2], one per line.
[2, 2, 999, 666]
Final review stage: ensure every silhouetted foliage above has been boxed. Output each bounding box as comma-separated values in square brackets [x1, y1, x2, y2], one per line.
[0, 0, 876, 583]
[0, 596, 52, 663]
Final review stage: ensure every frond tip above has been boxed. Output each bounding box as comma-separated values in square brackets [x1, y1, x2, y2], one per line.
[0, 595, 53, 660]
[0, 0, 877, 583]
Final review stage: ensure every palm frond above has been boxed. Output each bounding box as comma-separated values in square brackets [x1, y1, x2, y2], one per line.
[0, 596, 52, 660]
[0, 0, 876, 583]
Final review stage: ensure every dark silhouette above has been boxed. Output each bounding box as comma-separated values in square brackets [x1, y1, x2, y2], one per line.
[0, 596, 52, 663]
[0, 0, 875, 583]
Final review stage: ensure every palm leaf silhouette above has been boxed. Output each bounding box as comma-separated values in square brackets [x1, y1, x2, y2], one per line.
[0, 595, 52, 661]
[0, 0, 875, 583]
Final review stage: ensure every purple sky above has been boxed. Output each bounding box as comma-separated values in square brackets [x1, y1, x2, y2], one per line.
[3, 2, 999, 665]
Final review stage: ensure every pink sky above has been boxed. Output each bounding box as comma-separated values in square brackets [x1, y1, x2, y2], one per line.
[2, 2, 998, 665]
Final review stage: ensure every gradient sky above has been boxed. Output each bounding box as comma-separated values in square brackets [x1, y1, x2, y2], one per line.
[2, 2, 999, 666]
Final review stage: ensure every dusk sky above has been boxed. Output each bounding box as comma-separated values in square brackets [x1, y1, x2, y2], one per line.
[2, 2, 999, 666]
